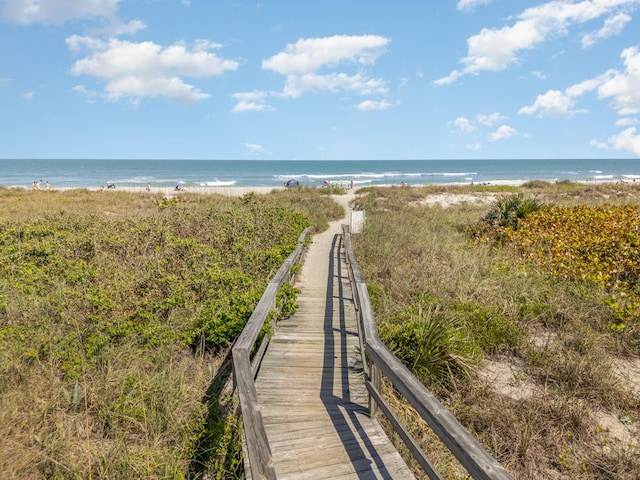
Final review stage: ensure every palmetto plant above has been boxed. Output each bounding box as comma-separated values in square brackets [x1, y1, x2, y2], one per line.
[474, 194, 546, 241]
[483, 194, 545, 230]
[381, 302, 478, 389]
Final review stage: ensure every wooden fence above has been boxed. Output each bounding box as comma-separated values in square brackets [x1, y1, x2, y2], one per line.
[232, 227, 311, 480]
[342, 224, 514, 480]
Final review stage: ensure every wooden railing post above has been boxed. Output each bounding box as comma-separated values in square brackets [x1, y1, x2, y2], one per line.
[369, 363, 381, 418]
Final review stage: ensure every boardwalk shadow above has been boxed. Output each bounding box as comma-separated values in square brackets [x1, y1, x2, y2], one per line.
[320, 233, 395, 479]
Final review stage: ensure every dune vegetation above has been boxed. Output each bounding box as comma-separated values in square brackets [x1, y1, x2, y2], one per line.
[0, 186, 344, 479]
[3, 181, 639, 479]
[351, 181, 640, 479]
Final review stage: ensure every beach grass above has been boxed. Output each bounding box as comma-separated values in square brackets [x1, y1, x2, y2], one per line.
[0, 186, 344, 479]
[351, 181, 640, 479]
[3, 181, 640, 478]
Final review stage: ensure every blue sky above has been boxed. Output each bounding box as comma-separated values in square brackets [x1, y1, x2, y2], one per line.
[1, 0, 640, 160]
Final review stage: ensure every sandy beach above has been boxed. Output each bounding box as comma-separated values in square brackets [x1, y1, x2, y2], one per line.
[21, 185, 288, 197]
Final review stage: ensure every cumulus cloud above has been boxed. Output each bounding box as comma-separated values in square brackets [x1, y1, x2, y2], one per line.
[490, 125, 517, 141]
[282, 72, 387, 98]
[356, 99, 392, 111]
[581, 12, 631, 48]
[616, 117, 638, 126]
[519, 89, 588, 117]
[449, 112, 507, 134]
[262, 35, 389, 76]
[476, 112, 506, 125]
[598, 46, 640, 115]
[521, 46, 640, 118]
[265, 35, 388, 93]
[232, 92, 274, 112]
[591, 139, 610, 149]
[607, 127, 640, 154]
[232, 35, 390, 112]
[67, 36, 239, 105]
[2, 0, 120, 24]
[450, 116, 476, 133]
[435, 0, 640, 85]
[457, 0, 494, 12]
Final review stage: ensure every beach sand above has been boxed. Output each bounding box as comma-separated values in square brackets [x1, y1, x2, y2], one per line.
[40, 186, 287, 197]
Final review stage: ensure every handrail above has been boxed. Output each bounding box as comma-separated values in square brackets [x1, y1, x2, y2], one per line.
[232, 227, 312, 480]
[341, 225, 514, 480]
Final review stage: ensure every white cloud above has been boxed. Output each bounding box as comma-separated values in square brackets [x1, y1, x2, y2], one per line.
[519, 89, 588, 118]
[436, 0, 640, 85]
[449, 112, 506, 134]
[72, 84, 99, 103]
[592, 125, 640, 156]
[616, 117, 638, 126]
[597, 46, 640, 115]
[233, 34, 391, 112]
[356, 99, 392, 111]
[490, 125, 517, 141]
[467, 143, 482, 150]
[581, 12, 631, 48]
[590, 139, 609, 149]
[476, 112, 506, 125]
[22, 91, 34, 99]
[104, 19, 147, 37]
[2, 0, 119, 24]
[262, 35, 389, 98]
[607, 127, 640, 154]
[457, 0, 494, 12]
[67, 36, 239, 105]
[232, 92, 273, 112]
[450, 116, 476, 133]
[263, 35, 388, 75]
[282, 73, 387, 98]
[245, 143, 265, 155]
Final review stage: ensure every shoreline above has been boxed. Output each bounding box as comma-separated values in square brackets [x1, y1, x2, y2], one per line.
[4, 177, 638, 197]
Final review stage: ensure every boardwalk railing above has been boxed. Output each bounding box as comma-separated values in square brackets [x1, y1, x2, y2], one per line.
[232, 227, 311, 480]
[342, 225, 515, 480]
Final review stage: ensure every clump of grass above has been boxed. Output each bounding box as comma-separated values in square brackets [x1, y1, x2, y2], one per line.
[380, 301, 480, 391]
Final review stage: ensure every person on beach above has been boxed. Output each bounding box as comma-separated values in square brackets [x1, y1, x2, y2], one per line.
[45, 181, 50, 190]
[146, 183, 151, 192]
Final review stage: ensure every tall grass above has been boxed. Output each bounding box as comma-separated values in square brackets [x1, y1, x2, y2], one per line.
[352, 183, 640, 479]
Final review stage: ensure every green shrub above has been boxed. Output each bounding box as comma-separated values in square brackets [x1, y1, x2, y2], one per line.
[380, 302, 479, 389]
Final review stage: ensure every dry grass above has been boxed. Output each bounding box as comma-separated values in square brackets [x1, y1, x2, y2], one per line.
[352, 182, 640, 479]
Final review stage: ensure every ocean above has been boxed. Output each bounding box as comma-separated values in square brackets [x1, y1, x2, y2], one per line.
[1, 158, 640, 190]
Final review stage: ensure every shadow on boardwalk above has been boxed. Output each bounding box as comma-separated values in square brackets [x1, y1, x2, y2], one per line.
[254, 218, 415, 479]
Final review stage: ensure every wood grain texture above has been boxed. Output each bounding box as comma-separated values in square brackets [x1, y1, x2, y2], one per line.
[254, 229, 415, 479]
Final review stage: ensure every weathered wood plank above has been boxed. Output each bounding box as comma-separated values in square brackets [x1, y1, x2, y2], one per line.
[253, 228, 415, 479]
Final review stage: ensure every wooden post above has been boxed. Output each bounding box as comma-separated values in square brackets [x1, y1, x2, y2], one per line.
[369, 363, 381, 418]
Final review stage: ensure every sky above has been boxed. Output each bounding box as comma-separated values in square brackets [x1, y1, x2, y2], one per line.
[1, 0, 640, 160]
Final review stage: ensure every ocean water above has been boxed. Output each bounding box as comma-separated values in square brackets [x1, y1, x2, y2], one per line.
[1, 158, 640, 190]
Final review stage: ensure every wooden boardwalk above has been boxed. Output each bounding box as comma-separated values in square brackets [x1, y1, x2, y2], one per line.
[254, 223, 416, 479]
